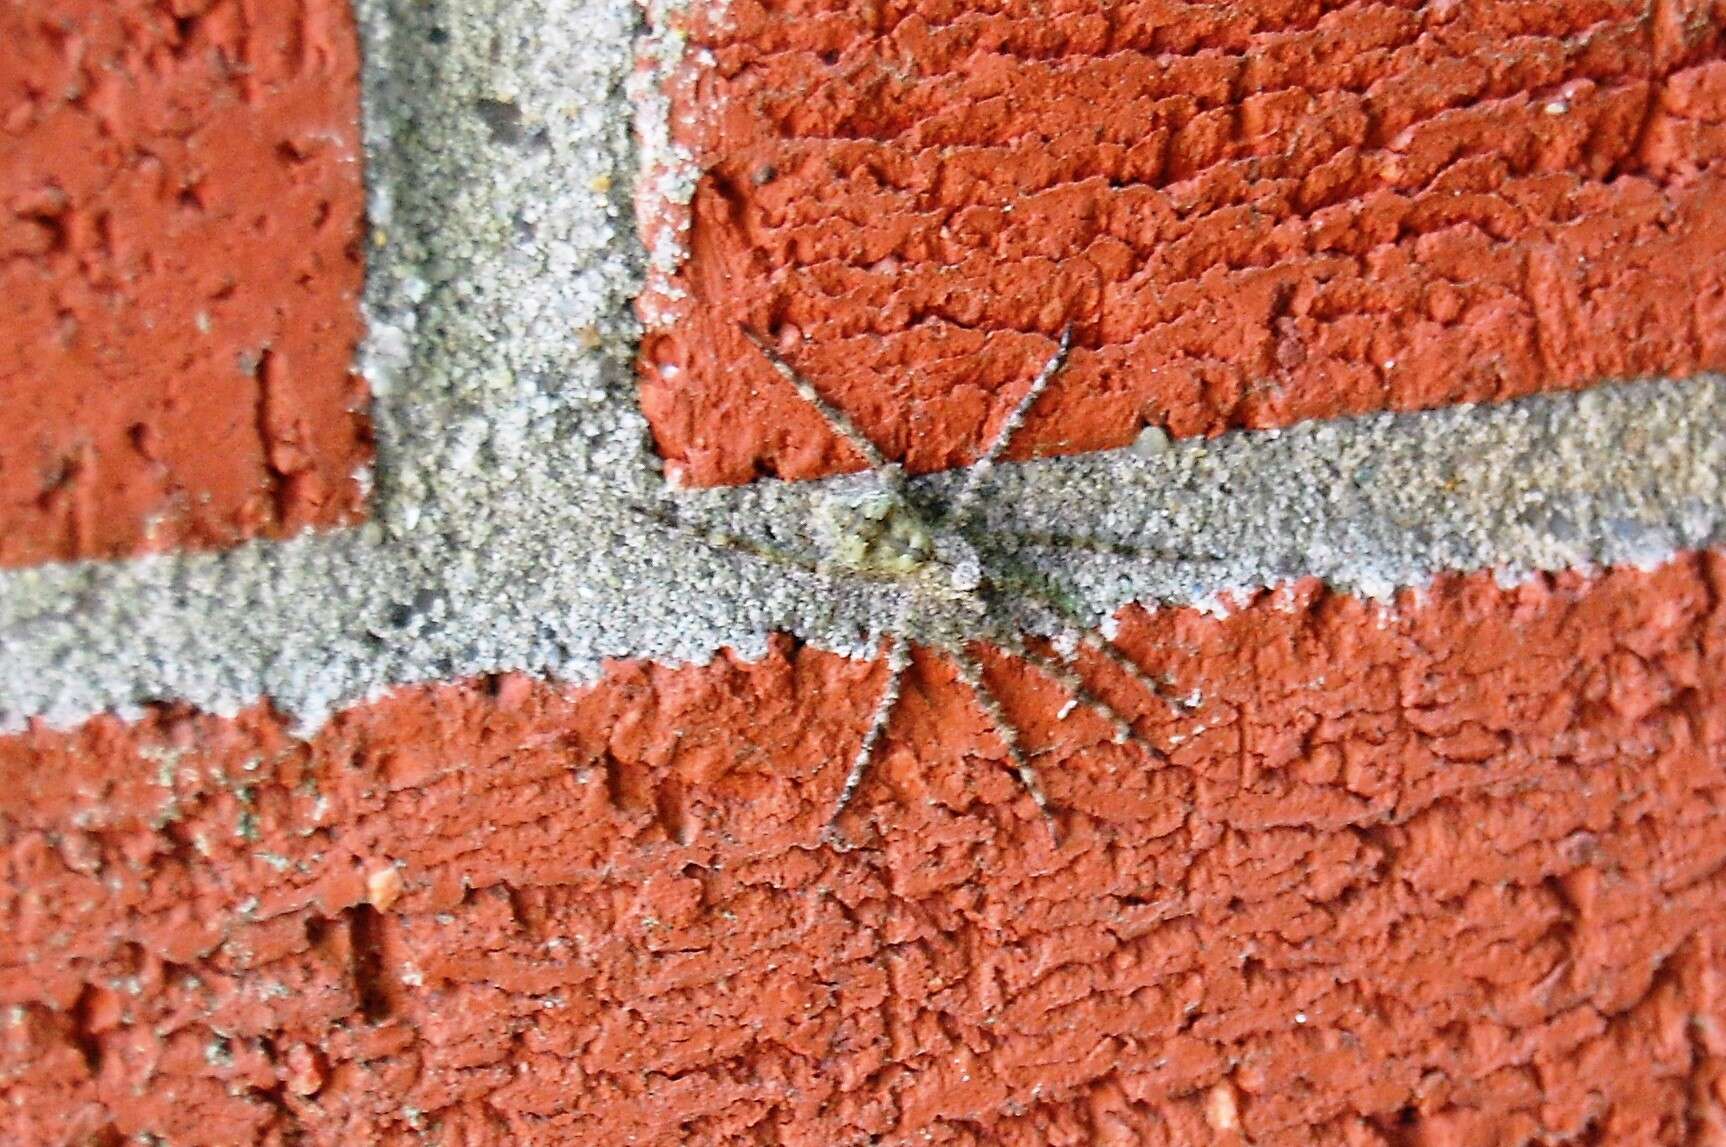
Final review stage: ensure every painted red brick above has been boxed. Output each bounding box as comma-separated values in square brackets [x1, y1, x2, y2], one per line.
[5, 557, 1726, 1143]
[641, 0, 1726, 484]
[0, 0, 371, 568]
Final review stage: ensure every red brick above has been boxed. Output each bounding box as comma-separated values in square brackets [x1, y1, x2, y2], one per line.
[0, 1, 370, 567]
[641, 0, 1726, 484]
[5, 557, 1726, 1143]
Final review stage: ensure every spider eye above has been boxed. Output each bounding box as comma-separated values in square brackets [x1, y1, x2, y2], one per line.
[834, 535, 869, 566]
[858, 493, 892, 522]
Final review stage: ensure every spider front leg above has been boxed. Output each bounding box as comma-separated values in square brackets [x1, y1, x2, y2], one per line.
[823, 636, 1063, 849]
[1072, 628, 1196, 717]
[946, 326, 1072, 525]
[741, 327, 901, 490]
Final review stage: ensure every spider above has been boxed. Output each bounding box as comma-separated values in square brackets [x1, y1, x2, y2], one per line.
[640, 326, 1192, 845]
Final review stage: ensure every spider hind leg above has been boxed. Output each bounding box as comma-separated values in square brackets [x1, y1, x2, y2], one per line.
[825, 633, 911, 837]
[948, 647, 1062, 846]
[992, 631, 1142, 750]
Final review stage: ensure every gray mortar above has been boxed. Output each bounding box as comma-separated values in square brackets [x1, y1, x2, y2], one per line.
[1, 0, 1723, 732]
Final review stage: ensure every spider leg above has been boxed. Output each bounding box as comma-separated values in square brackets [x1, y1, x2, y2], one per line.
[947, 326, 1072, 524]
[948, 646, 1061, 845]
[740, 327, 902, 490]
[988, 631, 1138, 748]
[625, 500, 833, 579]
[828, 627, 912, 828]
[996, 529, 1225, 565]
[1073, 629, 1193, 716]
[985, 555, 1191, 717]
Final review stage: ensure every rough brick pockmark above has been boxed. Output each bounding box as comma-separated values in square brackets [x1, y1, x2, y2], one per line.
[0, 1, 371, 568]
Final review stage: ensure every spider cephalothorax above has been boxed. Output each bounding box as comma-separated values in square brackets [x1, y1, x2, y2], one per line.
[663, 326, 1187, 844]
[813, 480, 984, 604]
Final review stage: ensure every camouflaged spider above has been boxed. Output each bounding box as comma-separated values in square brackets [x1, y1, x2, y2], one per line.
[650, 326, 1189, 845]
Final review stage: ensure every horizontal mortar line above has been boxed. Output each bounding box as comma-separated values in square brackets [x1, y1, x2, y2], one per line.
[1, 372, 1721, 733]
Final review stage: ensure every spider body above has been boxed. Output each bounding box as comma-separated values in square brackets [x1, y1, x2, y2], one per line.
[660, 326, 1187, 843]
[815, 480, 948, 581]
[812, 479, 986, 614]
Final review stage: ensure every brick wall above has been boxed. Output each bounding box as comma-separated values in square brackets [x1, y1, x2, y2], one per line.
[3, 2, 1725, 1144]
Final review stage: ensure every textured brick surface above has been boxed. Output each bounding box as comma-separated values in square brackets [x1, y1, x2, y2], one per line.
[641, 0, 1726, 484]
[6, 2, 1726, 1144]
[5, 557, 1726, 1144]
[0, 0, 370, 568]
